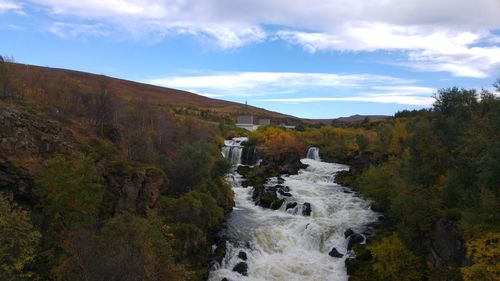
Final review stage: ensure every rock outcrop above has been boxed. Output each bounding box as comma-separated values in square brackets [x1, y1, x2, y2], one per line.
[103, 164, 168, 216]
[0, 107, 168, 216]
[0, 108, 77, 201]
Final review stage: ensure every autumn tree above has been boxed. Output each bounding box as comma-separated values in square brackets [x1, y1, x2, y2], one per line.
[53, 214, 185, 281]
[36, 155, 103, 230]
[0, 193, 41, 281]
[368, 233, 423, 281]
[461, 232, 500, 281]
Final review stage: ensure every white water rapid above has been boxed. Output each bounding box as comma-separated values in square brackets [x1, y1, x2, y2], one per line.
[210, 138, 378, 281]
[306, 147, 321, 161]
[221, 137, 247, 165]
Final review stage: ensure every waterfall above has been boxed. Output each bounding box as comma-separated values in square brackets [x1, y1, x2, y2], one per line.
[222, 137, 248, 165]
[306, 147, 321, 160]
[209, 140, 378, 281]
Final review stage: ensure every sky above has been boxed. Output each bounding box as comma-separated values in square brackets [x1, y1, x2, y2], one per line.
[1, 0, 499, 118]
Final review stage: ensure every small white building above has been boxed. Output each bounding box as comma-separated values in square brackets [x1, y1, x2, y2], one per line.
[259, 118, 271, 125]
[236, 115, 260, 131]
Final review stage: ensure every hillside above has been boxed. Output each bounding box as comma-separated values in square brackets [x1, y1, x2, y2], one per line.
[7, 63, 302, 124]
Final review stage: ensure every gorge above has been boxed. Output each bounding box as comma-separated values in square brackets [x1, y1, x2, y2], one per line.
[211, 138, 379, 281]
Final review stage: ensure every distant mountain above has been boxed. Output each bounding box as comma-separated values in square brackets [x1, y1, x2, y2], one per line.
[308, 114, 391, 125]
[334, 114, 391, 123]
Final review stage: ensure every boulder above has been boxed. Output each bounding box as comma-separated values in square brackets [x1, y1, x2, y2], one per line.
[302, 202, 312, 216]
[328, 247, 344, 258]
[286, 202, 298, 210]
[232, 262, 248, 276]
[253, 184, 284, 210]
[236, 165, 252, 177]
[238, 251, 247, 261]
[344, 229, 354, 238]
[277, 189, 292, 197]
[275, 185, 289, 192]
[347, 234, 364, 250]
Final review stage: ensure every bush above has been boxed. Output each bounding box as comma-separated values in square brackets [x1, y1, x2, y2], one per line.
[0, 193, 41, 281]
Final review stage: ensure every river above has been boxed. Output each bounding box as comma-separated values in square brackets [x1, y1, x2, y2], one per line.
[210, 137, 378, 281]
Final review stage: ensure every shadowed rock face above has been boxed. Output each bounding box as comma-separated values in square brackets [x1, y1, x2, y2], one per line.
[0, 108, 77, 202]
[428, 218, 470, 267]
[103, 165, 168, 216]
[0, 108, 76, 160]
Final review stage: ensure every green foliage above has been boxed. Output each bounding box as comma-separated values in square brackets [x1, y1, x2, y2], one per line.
[53, 213, 185, 281]
[355, 162, 395, 212]
[167, 141, 222, 194]
[36, 155, 103, 229]
[159, 191, 224, 232]
[345, 86, 500, 279]
[368, 233, 424, 281]
[78, 138, 120, 161]
[0, 193, 41, 281]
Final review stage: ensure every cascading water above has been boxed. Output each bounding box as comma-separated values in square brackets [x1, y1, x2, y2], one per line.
[306, 147, 321, 161]
[211, 138, 378, 281]
[221, 137, 248, 165]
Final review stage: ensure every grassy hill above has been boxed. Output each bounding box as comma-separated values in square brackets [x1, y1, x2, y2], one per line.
[7, 62, 302, 125]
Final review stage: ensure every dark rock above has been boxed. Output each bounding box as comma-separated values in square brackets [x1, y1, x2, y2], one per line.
[345, 258, 359, 275]
[277, 189, 292, 197]
[241, 146, 259, 166]
[253, 183, 284, 210]
[277, 177, 285, 184]
[238, 251, 247, 261]
[0, 160, 37, 204]
[302, 202, 312, 216]
[344, 229, 354, 238]
[236, 165, 252, 176]
[286, 202, 298, 210]
[221, 278, 229, 281]
[362, 228, 374, 237]
[347, 234, 364, 250]
[275, 185, 289, 192]
[212, 240, 227, 264]
[232, 262, 248, 276]
[328, 247, 343, 258]
[208, 259, 220, 271]
[428, 218, 470, 267]
[103, 165, 168, 216]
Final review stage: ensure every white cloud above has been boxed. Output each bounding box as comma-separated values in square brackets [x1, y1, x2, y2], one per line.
[148, 71, 435, 105]
[260, 95, 434, 106]
[149, 71, 412, 93]
[0, 1, 25, 15]
[371, 86, 437, 95]
[47, 22, 112, 39]
[23, 0, 500, 77]
[278, 26, 500, 78]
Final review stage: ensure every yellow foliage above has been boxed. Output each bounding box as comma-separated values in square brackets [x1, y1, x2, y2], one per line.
[388, 119, 408, 155]
[368, 233, 423, 281]
[461, 232, 500, 281]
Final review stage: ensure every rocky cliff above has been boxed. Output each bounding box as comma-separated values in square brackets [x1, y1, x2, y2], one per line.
[0, 107, 167, 215]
